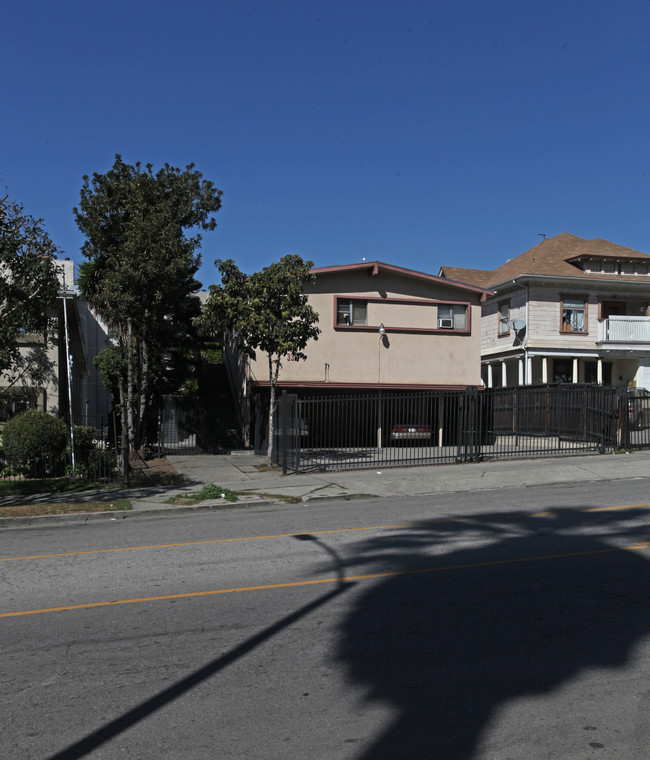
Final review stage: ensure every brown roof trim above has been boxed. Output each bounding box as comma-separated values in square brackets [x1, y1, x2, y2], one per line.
[490, 272, 650, 290]
[310, 261, 493, 301]
[252, 380, 477, 391]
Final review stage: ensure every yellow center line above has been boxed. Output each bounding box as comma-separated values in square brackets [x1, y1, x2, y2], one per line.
[0, 524, 412, 562]
[3, 540, 650, 619]
[2, 502, 649, 564]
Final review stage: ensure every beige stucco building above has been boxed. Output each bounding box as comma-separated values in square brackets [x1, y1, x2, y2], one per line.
[227, 261, 492, 450]
[242, 261, 491, 393]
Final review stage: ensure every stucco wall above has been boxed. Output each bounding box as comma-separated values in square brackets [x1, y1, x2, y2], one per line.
[247, 269, 484, 388]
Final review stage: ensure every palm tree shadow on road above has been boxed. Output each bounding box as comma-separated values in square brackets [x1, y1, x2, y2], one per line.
[336, 506, 650, 759]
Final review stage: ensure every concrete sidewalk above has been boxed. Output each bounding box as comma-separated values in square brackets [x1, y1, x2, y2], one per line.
[2, 449, 650, 527]
[162, 449, 650, 505]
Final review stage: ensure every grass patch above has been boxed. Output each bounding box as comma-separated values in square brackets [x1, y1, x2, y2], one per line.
[165, 484, 239, 505]
[253, 463, 280, 473]
[239, 490, 302, 504]
[0, 499, 132, 518]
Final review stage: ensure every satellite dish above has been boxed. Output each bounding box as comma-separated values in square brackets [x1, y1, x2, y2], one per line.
[509, 319, 526, 331]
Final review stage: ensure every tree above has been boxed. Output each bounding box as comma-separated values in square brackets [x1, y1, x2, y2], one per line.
[203, 255, 320, 462]
[74, 155, 222, 462]
[0, 192, 61, 393]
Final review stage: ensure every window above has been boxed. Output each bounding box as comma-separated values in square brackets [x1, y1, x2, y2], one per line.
[0, 393, 37, 423]
[498, 301, 510, 335]
[437, 304, 467, 330]
[561, 298, 586, 332]
[336, 299, 368, 326]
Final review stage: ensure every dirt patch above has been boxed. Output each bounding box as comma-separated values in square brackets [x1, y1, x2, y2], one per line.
[128, 457, 185, 486]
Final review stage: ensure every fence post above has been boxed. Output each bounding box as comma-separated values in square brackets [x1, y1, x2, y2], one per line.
[295, 397, 301, 474]
[472, 386, 481, 462]
[622, 387, 630, 450]
[599, 386, 606, 454]
[280, 390, 289, 476]
[456, 393, 464, 462]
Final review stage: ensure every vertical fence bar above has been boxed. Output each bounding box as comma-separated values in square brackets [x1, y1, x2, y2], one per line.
[280, 390, 288, 475]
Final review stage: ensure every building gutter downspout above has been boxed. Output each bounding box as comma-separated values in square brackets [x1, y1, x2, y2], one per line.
[512, 278, 530, 384]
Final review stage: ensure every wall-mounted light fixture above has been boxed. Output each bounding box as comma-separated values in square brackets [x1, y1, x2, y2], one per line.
[378, 323, 386, 336]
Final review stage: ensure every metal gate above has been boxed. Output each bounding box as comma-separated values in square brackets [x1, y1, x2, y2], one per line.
[274, 384, 627, 473]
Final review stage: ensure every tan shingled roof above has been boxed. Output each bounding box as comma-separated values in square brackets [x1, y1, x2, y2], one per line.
[441, 233, 650, 288]
[437, 266, 493, 287]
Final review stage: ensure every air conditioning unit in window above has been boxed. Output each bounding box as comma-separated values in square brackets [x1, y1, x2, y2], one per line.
[438, 318, 453, 329]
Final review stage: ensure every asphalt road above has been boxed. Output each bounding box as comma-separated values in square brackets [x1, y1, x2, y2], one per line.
[3, 478, 650, 759]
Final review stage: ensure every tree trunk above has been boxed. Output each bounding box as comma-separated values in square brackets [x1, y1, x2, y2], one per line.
[137, 333, 149, 451]
[118, 375, 129, 485]
[126, 318, 136, 457]
[266, 354, 281, 464]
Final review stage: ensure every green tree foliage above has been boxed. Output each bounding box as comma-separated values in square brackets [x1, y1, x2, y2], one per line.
[0, 192, 61, 391]
[2, 409, 68, 476]
[203, 255, 320, 461]
[74, 155, 222, 458]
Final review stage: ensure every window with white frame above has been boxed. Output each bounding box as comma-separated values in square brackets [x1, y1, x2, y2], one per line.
[561, 298, 586, 332]
[498, 301, 510, 335]
[437, 304, 467, 330]
[336, 299, 368, 326]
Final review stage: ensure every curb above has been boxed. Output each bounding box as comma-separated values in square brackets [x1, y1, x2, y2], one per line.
[0, 491, 381, 529]
[0, 499, 278, 529]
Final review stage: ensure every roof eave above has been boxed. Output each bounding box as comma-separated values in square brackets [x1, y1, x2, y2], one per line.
[489, 273, 650, 293]
[311, 261, 494, 300]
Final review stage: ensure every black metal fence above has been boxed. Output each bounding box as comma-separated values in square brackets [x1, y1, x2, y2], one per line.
[155, 394, 242, 455]
[274, 384, 640, 473]
[0, 413, 119, 488]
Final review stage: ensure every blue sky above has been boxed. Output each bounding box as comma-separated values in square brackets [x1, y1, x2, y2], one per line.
[2, 0, 650, 288]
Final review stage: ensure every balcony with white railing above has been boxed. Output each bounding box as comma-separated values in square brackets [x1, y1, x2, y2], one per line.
[597, 316, 650, 345]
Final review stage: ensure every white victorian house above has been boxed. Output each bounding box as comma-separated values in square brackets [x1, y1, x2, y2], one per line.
[439, 233, 650, 390]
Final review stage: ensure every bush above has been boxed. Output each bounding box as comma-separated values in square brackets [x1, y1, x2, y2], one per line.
[71, 425, 97, 465]
[1, 410, 68, 477]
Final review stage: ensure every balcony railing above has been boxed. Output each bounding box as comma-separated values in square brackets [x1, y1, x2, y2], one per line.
[597, 316, 650, 343]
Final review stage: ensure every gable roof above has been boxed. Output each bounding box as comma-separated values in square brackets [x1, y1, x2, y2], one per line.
[311, 260, 493, 300]
[439, 233, 650, 288]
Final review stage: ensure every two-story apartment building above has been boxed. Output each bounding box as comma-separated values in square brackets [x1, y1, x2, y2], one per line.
[230, 261, 492, 450]
[439, 233, 650, 389]
[243, 260, 491, 392]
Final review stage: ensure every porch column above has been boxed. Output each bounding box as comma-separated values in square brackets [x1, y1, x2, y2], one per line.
[501, 360, 507, 388]
[526, 355, 533, 385]
[518, 358, 524, 386]
[486, 363, 493, 389]
[542, 356, 548, 384]
[597, 358, 603, 385]
[572, 358, 579, 383]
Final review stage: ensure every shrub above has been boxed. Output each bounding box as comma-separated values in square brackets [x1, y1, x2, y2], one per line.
[1, 410, 68, 477]
[71, 425, 97, 465]
[197, 483, 238, 502]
